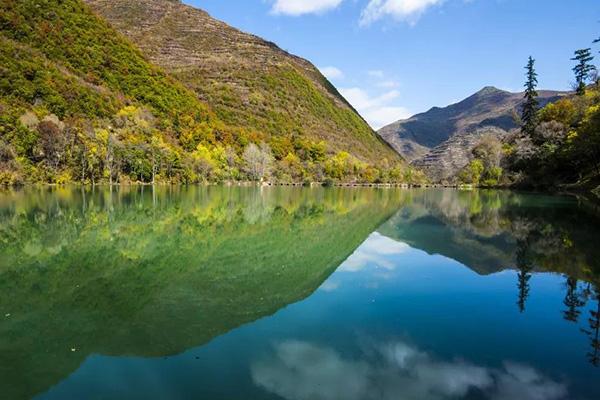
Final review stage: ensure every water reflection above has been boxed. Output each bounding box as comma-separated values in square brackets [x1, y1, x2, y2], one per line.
[563, 277, 585, 323]
[0, 186, 402, 399]
[252, 339, 567, 400]
[516, 240, 533, 313]
[581, 285, 600, 367]
[1, 188, 600, 399]
[377, 190, 600, 368]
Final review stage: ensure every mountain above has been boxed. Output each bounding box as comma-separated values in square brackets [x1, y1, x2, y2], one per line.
[0, 0, 402, 186]
[378, 86, 568, 181]
[83, 0, 400, 163]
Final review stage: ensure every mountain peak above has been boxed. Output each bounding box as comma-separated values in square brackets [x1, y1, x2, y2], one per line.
[377, 86, 569, 179]
[475, 86, 504, 96]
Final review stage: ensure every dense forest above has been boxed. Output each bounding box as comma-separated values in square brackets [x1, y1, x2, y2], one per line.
[0, 0, 423, 186]
[459, 36, 600, 194]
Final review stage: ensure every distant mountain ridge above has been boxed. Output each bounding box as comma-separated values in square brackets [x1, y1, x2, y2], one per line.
[378, 86, 569, 181]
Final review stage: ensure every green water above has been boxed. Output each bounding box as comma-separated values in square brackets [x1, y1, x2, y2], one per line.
[0, 187, 599, 399]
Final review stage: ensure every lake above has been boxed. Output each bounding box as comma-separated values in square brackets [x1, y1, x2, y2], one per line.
[0, 187, 599, 400]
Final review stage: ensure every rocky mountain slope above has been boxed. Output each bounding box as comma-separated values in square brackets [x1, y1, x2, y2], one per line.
[84, 0, 399, 163]
[378, 86, 567, 181]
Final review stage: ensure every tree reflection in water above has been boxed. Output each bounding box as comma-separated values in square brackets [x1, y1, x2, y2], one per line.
[581, 285, 600, 367]
[377, 189, 600, 368]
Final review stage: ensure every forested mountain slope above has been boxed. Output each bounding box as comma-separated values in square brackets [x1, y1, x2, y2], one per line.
[378, 86, 567, 181]
[84, 0, 396, 163]
[0, 0, 408, 186]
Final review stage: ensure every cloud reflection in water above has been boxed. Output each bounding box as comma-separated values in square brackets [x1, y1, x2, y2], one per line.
[340, 232, 410, 273]
[251, 340, 567, 400]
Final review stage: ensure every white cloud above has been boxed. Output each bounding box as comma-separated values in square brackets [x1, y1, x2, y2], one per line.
[271, 0, 344, 16]
[319, 66, 344, 80]
[318, 281, 340, 292]
[364, 106, 411, 130]
[340, 232, 410, 272]
[340, 87, 399, 109]
[360, 0, 445, 26]
[339, 87, 410, 129]
[252, 340, 569, 400]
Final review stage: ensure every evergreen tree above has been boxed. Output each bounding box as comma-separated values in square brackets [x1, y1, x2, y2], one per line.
[571, 48, 595, 95]
[563, 276, 585, 323]
[521, 56, 539, 138]
[581, 285, 600, 367]
[516, 239, 533, 313]
[594, 38, 600, 84]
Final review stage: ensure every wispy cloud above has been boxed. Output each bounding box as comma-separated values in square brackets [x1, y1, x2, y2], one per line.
[339, 232, 410, 272]
[340, 87, 410, 129]
[360, 0, 445, 26]
[270, 0, 344, 16]
[319, 66, 344, 80]
[318, 281, 340, 292]
[252, 339, 569, 400]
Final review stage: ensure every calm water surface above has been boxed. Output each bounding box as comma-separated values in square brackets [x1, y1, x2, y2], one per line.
[1, 187, 599, 400]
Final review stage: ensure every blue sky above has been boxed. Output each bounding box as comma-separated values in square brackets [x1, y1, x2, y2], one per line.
[187, 0, 599, 129]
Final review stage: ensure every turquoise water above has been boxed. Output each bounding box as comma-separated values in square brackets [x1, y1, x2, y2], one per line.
[0, 187, 599, 399]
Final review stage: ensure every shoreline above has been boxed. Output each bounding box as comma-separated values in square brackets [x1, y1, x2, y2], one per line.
[3, 182, 597, 200]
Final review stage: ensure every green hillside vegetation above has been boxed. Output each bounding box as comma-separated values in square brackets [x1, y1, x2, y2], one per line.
[85, 0, 403, 165]
[0, 186, 403, 399]
[505, 87, 600, 190]
[458, 39, 600, 193]
[0, 0, 420, 186]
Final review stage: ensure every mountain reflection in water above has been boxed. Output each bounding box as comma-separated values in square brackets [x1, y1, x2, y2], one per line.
[0, 187, 598, 400]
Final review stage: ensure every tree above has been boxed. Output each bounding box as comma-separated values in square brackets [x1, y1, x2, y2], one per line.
[37, 118, 67, 169]
[593, 36, 600, 84]
[581, 285, 600, 367]
[538, 98, 577, 126]
[97, 128, 118, 185]
[522, 56, 539, 138]
[325, 151, 353, 180]
[243, 143, 274, 182]
[191, 144, 215, 182]
[516, 239, 533, 313]
[473, 135, 503, 171]
[571, 48, 595, 95]
[150, 135, 167, 185]
[571, 104, 600, 175]
[459, 159, 484, 185]
[563, 276, 585, 323]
